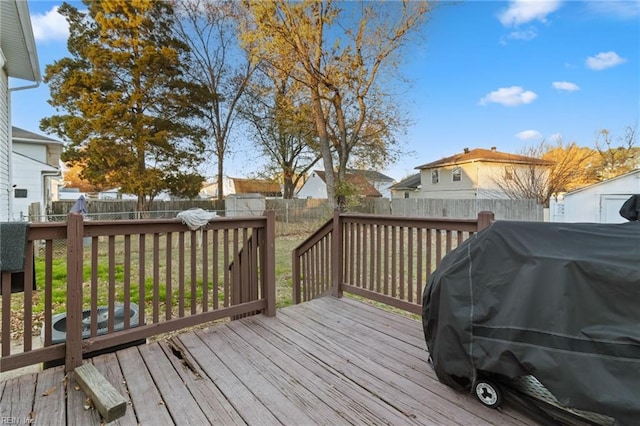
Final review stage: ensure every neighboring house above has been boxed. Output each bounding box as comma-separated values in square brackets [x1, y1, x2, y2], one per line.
[12, 127, 62, 219]
[1, 0, 41, 220]
[414, 147, 553, 199]
[346, 169, 395, 198]
[296, 170, 382, 199]
[200, 177, 282, 199]
[553, 169, 640, 223]
[389, 173, 421, 199]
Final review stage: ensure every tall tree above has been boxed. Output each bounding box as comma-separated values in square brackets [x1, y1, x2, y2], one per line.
[240, 63, 321, 199]
[173, 0, 258, 200]
[239, 0, 430, 209]
[41, 0, 205, 211]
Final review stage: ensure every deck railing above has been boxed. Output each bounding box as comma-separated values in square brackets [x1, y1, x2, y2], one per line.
[1, 211, 275, 373]
[292, 210, 494, 314]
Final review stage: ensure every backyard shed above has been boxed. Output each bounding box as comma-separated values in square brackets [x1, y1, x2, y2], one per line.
[561, 169, 640, 223]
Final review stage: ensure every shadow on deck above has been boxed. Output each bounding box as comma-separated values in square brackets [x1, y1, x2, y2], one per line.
[0, 297, 538, 425]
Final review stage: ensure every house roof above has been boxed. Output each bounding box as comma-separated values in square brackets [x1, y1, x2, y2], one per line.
[230, 178, 282, 196]
[416, 147, 554, 169]
[1, 0, 40, 82]
[389, 173, 421, 191]
[314, 171, 382, 197]
[565, 168, 640, 196]
[12, 127, 61, 144]
[346, 169, 394, 182]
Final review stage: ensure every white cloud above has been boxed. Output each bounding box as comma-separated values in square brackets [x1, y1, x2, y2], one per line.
[498, 0, 562, 27]
[552, 81, 580, 91]
[586, 51, 627, 70]
[31, 6, 69, 43]
[479, 86, 538, 107]
[516, 130, 542, 140]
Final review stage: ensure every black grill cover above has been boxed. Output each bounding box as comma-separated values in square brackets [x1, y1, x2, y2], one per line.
[422, 220, 640, 425]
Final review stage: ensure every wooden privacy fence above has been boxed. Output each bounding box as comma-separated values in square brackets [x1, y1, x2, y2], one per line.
[1, 211, 275, 373]
[292, 211, 494, 314]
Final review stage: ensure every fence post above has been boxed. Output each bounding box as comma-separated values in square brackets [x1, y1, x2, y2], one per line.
[263, 210, 276, 317]
[477, 211, 495, 231]
[331, 209, 343, 298]
[65, 213, 84, 372]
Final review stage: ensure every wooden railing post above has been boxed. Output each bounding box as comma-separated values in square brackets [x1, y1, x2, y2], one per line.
[263, 210, 276, 316]
[477, 211, 495, 231]
[291, 248, 301, 304]
[331, 209, 343, 298]
[65, 213, 84, 372]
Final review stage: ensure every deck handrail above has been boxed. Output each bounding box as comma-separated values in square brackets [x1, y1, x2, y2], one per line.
[292, 210, 495, 314]
[1, 210, 276, 373]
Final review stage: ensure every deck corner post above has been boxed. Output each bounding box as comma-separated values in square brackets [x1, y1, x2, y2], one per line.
[263, 210, 276, 317]
[331, 209, 343, 298]
[291, 248, 301, 305]
[65, 212, 84, 372]
[477, 211, 495, 231]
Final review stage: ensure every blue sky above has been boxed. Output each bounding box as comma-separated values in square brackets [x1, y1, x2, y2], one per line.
[10, 0, 640, 182]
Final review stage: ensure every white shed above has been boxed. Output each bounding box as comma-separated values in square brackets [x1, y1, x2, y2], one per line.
[562, 169, 640, 223]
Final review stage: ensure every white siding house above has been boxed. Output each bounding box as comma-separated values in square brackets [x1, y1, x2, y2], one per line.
[559, 169, 640, 223]
[12, 127, 62, 219]
[1, 0, 41, 220]
[415, 147, 553, 200]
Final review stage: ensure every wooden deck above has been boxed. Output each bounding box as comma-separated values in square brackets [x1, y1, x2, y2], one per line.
[0, 297, 539, 425]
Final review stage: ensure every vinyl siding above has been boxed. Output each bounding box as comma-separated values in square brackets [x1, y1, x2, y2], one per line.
[0, 66, 10, 220]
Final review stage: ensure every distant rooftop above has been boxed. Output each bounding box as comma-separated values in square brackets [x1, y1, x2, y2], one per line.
[416, 147, 554, 169]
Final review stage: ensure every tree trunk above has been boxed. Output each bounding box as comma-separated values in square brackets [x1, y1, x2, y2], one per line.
[216, 157, 224, 201]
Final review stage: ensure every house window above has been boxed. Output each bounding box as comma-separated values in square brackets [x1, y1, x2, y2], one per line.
[431, 169, 439, 184]
[14, 189, 28, 198]
[452, 167, 461, 182]
[404, 191, 410, 198]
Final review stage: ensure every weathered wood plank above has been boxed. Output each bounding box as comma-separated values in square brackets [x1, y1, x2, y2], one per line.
[325, 298, 539, 425]
[0, 373, 37, 422]
[176, 331, 280, 426]
[158, 341, 246, 425]
[33, 366, 66, 426]
[116, 346, 173, 425]
[194, 326, 320, 424]
[249, 314, 456, 424]
[285, 303, 535, 426]
[2, 297, 541, 426]
[211, 324, 347, 424]
[91, 352, 138, 425]
[275, 306, 498, 425]
[229, 319, 421, 425]
[137, 343, 210, 425]
[74, 363, 127, 423]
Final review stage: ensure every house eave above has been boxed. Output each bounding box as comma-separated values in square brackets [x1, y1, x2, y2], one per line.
[1, 0, 41, 82]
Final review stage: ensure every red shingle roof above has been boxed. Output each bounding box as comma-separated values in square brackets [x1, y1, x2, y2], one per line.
[314, 171, 382, 197]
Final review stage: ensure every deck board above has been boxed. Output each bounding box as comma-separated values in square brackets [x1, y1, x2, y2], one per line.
[33, 366, 66, 426]
[0, 297, 541, 425]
